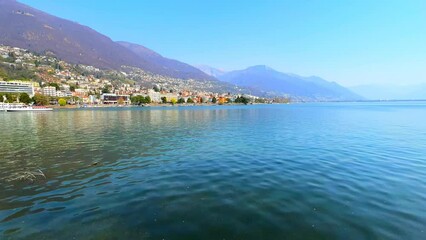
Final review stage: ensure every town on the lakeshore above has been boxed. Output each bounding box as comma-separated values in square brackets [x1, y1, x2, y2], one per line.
[1, 45, 285, 107]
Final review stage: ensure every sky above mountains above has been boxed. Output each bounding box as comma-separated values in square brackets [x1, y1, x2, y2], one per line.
[19, 0, 426, 87]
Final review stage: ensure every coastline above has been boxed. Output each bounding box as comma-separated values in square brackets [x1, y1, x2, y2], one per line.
[49, 103, 273, 109]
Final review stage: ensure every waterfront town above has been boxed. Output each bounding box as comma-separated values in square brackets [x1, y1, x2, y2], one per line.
[0, 45, 272, 107]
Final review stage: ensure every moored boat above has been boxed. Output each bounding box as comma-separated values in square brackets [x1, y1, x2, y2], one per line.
[6, 106, 53, 112]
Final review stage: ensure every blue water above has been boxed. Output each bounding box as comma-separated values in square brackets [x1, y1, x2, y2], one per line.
[0, 102, 425, 239]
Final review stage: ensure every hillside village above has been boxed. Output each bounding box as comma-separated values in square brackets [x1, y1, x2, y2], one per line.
[0, 45, 266, 105]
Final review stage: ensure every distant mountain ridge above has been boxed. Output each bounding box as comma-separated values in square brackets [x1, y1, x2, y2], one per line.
[218, 65, 363, 100]
[0, 0, 213, 80]
[194, 65, 227, 78]
[117, 42, 214, 81]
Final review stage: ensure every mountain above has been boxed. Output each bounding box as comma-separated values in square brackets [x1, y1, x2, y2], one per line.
[117, 42, 215, 81]
[0, 0, 213, 80]
[218, 65, 363, 100]
[351, 84, 426, 100]
[194, 65, 227, 78]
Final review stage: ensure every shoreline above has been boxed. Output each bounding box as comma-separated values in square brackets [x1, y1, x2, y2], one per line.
[49, 103, 269, 109]
[6, 100, 426, 111]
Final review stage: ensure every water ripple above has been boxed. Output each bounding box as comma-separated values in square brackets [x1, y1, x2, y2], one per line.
[0, 103, 426, 239]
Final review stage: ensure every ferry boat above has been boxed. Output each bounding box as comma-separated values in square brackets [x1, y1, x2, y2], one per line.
[6, 106, 53, 112]
[1, 103, 53, 112]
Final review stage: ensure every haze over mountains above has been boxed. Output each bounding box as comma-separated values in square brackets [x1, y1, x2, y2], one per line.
[350, 84, 426, 100]
[195, 65, 227, 78]
[198, 65, 362, 100]
[0, 0, 365, 100]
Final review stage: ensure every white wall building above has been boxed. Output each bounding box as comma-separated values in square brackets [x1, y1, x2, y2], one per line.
[56, 91, 73, 98]
[0, 81, 34, 96]
[42, 86, 57, 96]
[147, 89, 161, 103]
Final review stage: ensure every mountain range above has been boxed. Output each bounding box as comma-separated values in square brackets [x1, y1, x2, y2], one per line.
[0, 0, 213, 80]
[207, 65, 362, 100]
[194, 65, 227, 78]
[1, 0, 363, 101]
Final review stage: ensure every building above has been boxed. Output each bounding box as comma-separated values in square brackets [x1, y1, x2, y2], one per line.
[42, 86, 57, 96]
[0, 81, 34, 96]
[160, 92, 179, 103]
[147, 89, 161, 103]
[56, 91, 73, 98]
[88, 95, 99, 104]
[74, 89, 88, 98]
[101, 93, 130, 105]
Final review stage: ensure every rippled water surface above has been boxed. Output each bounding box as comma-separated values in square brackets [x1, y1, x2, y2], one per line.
[1, 103, 426, 239]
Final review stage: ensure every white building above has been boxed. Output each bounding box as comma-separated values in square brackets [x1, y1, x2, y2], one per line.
[56, 91, 73, 98]
[88, 95, 98, 104]
[74, 88, 88, 97]
[147, 89, 161, 103]
[42, 86, 57, 96]
[0, 81, 34, 96]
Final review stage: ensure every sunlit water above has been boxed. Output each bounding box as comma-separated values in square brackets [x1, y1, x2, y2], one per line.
[1, 103, 425, 240]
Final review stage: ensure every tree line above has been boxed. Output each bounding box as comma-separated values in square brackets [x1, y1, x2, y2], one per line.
[0, 92, 75, 106]
[130, 95, 151, 105]
[0, 92, 32, 104]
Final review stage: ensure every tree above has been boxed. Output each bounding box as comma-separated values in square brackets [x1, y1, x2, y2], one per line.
[212, 97, 217, 104]
[19, 93, 31, 104]
[177, 98, 185, 104]
[53, 62, 64, 70]
[131, 95, 145, 105]
[241, 97, 249, 105]
[102, 86, 110, 94]
[234, 96, 249, 105]
[70, 85, 76, 92]
[33, 93, 50, 106]
[7, 52, 17, 62]
[58, 98, 67, 106]
[5, 93, 18, 103]
[49, 82, 60, 91]
[8, 52, 16, 58]
[187, 98, 194, 103]
[131, 96, 139, 105]
[161, 97, 167, 104]
[0, 68, 9, 81]
[153, 85, 160, 92]
[131, 95, 151, 105]
[117, 97, 125, 105]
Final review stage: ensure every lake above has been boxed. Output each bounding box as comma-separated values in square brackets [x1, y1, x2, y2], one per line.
[1, 103, 425, 239]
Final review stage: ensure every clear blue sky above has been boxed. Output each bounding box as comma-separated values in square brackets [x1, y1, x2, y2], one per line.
[19, 0, 426, 87]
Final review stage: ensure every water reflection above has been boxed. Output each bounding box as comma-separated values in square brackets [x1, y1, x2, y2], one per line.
[1, 104, 426, 240]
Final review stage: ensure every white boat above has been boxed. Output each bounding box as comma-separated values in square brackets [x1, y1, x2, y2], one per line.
[5, 107, 53, 112]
